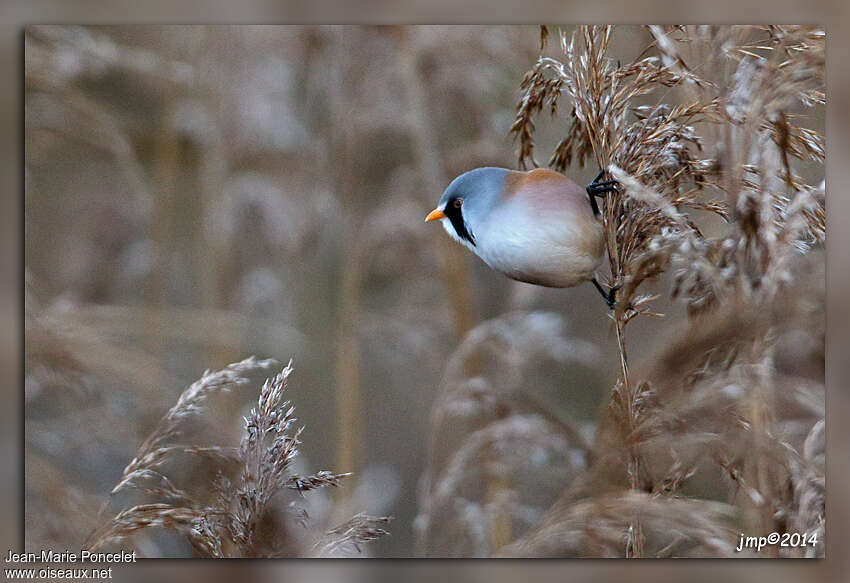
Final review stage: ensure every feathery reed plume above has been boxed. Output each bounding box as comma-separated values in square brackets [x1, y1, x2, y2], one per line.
[513, 25, 724, 555]
[500, 24, 824, 558]
[104, 356, 277, 507]
[89, 359, 389, 557]
[313, 514, 393, 557]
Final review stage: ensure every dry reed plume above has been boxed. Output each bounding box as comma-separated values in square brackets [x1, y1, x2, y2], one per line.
[419, 25, 824, 558]
[88, 357, 390, 557]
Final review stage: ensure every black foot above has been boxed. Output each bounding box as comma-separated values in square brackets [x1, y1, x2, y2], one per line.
[592, 278, 620, 310]
[585, 169, 619, 216]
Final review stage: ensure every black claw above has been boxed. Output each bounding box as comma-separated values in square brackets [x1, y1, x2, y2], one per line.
[587, 180, 619, 195]
[585, 170, 619, 216]
[592, 278, 619, 310]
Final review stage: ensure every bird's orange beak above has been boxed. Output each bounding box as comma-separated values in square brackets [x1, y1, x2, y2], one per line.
[425, 208, 446, 222]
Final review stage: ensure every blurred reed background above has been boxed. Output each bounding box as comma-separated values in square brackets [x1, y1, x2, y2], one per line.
[24, 25, 824, 558]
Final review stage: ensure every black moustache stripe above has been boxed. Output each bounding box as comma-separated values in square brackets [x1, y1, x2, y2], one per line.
[445, 198, 475, 246]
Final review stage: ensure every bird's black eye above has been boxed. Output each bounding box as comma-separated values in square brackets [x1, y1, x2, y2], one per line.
[453, 198, 463, 209]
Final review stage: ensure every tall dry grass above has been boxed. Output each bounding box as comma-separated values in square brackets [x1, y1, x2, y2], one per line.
[418, 25, 824, 558]
[87, 358, 390, 557]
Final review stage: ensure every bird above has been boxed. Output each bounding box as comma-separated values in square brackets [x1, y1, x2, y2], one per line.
[425, 166, 620, 307]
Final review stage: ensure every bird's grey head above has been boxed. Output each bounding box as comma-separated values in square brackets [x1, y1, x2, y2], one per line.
[430, 167, 510, 248]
